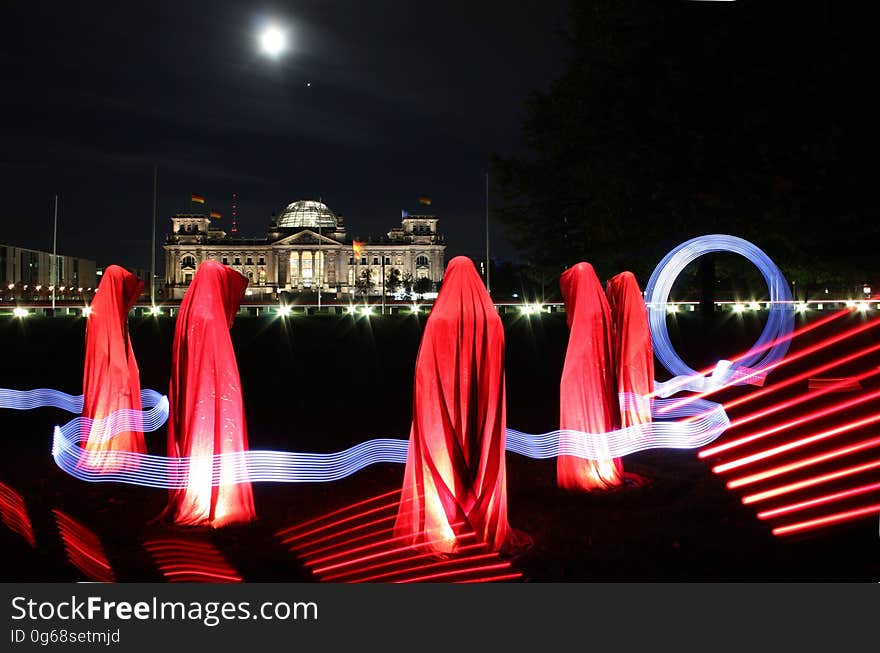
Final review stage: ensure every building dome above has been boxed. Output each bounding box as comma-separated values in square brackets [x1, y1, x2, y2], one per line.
[276, 200, 338, 230]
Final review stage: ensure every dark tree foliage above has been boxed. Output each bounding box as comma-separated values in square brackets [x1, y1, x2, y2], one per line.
[492, 0, 877, 295]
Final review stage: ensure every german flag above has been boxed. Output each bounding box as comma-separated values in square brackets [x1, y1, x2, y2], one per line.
[352, 241, 364, 257]
[209, 211, 221, 219]
[191, 194, 206, 204]
[418, 195, 431, 206]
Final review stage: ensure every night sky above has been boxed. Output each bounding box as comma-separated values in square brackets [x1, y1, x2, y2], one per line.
[0, 1, 567, 269]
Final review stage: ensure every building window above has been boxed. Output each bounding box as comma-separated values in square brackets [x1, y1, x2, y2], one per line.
[234, 257, 241, 265]
[396, 257, 402, 266]
[361, 257, 367, 265]
[246, 257, 253, 265]
[372, 257, 379, 265]
[349, 256, 354, 265]
[383, 256, 391, 265]
[184, 273, 193, 284]
[258, 257, 265, 265]
[416, 255, 429, 266]
[222, 257, 228, 265]
[181, 255, 196, 269]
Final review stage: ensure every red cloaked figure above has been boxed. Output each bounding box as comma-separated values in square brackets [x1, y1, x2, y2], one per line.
[606, 272, 654, 429]
[558, 262, 623, 490]
[80, 265, 146, 471]
[161, 261, 255, 527]
[394, 257, 510, 553]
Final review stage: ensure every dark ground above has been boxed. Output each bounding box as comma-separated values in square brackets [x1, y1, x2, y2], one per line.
[1, 309, 878, 581]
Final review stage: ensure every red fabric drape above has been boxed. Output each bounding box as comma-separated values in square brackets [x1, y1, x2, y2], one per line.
[606, 271, 654, 428]
[161, 261, 255, 527]
[80, 265, 145, 470]
[558, 262, 623, 490]
[394, 256, 510, 553]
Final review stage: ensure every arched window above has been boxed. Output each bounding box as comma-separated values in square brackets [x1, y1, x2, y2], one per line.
[416, 255, 429, 266]
[181, 255, 196, 269]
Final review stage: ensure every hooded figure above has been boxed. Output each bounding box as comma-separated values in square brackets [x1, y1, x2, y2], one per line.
[160, 261, 255, 527]
[394, 257, 510, 553]
[80, 265, 146, 470]
[606, 271, 654, 429]
[558, 262, 623, 490]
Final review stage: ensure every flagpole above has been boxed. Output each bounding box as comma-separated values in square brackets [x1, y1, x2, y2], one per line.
[485, 171, 490, 294]
[150, 165, 157, 307]
[381, 254, 385, 315]
[51, 194, 58, 311]
[317, 224, 322, 310]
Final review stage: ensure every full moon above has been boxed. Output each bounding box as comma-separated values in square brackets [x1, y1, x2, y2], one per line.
[259, 25, 287, 58]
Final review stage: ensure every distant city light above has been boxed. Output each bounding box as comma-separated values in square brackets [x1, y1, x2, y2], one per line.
[149, 305, 161, 316]
[346, 305, 357, 315]
[259, 25, 287, 58]
[796, 302, 807, 313]
[863, 285, 871, 295]
[278, 305, 292, 317]
[749, 302, 761, 311]
[6, 284, 12, 290]
[666, 303, 678, 314]
[361, 306, 374, 316]
[245, 289, 253, 296]
[410, 304, 420, 314]
[82, 306, 92, 317]
[12, 308, 28, 318]
[732, 303, 744, 313]
[857, 302, 869, 312]
[845, 300, 855, 308]
[77, 287, 83, 293]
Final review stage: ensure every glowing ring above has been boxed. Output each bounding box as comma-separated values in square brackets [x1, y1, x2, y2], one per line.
[645, 235, 793, 396]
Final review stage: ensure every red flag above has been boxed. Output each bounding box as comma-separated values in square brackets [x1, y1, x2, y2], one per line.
[352, 241, 364, 257]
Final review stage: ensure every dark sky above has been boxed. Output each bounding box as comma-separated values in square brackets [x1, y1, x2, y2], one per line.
[0, 0, 568, 270]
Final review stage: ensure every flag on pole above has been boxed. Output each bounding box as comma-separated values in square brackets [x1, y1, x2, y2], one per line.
[191, 194, 206, 204]
[418, 195, 431, 206]
[209, 211, 221, 219]
[352, 241, 364, 257]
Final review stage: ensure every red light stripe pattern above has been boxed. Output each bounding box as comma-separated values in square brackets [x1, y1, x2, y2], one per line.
[696, 313, 880, 538]
[144, 537, 242, 583]
[53, 509, 115, 582]
[0, 481, 36, 547]
[275, 490, 522, 583]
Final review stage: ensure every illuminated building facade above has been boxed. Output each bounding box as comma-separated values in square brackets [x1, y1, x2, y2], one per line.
[0, 243, 97, 296]
[163, 200, 446, 300]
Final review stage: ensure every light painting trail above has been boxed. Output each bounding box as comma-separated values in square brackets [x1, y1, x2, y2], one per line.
[46, 394, 728, 487]
[646, 234, 794, 398]
[0, 385, 728, 486]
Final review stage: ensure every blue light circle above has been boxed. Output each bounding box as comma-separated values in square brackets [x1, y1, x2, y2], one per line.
[645, 234, 794, 384]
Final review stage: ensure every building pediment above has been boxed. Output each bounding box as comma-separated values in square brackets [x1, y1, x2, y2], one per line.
[272, 230, 342, 247]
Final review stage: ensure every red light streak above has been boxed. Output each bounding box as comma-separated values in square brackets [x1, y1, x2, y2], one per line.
[771, 503, 880, 536]
[321, 543, 488, 582]
[144, 537, 242, 583]
[0, 481, 35, 547]
[311, 527, 472, 573]
[712, 405, 880, 473]
[277, 490, 521, 583]
[728, 436, 880, 489]
[647, 308, 852, 400]
[756, 481, 880, 519]
[699, 364, 880, 458]
[53, 509, 115, 583]
[397, 561, 516, 583]
[659, 312, 880, 413]
[741, 459, 880, 504]
[275, 489, 401, 538]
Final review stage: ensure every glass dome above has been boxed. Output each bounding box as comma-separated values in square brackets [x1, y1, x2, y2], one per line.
[276, 200, 338, 230]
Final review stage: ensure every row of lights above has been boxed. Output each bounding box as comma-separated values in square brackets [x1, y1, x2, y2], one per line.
[5, 283, 90, 292]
